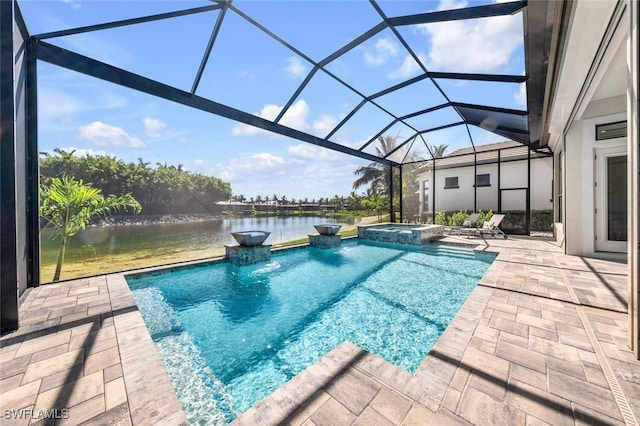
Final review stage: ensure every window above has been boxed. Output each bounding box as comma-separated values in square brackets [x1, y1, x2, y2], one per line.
[475, 173, 490, 187]
[596, 121, 626, 140]
[444, 177, 458, 189]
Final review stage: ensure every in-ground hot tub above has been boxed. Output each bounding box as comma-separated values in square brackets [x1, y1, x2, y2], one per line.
[357, 223, 444, 245]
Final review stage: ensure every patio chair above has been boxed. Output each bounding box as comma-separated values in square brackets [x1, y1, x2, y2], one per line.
[478, 214, 507, 239]
[448, 213, 480, 236]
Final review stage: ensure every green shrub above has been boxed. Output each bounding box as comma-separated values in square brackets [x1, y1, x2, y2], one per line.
[435, 210, 447, 225]
[448, 210, 469, 226]
[478, 209, 493, 226]
[531, 209, 553, 231]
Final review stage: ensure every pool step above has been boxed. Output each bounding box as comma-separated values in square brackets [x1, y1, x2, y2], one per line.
[421, 244, 477, 259]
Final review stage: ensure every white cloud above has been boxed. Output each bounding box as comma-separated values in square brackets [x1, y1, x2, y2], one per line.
[364, 37, 399, 66]
[45, 146, 108, 157]
[435, 0, 468, 11]
[387, 54, 426, 79]
[281, 99, 312, 130]
[289, 144, 343, 161]
[232, 99, 312, 137]
[514, 83, 527, 106]
[312, 114, 339, 136]
[143, 117, 167, 138]
[78, 121, 145, 149]
[418, 0, 523, 73]
[212, 152, 287, 182]
[286, 57, 308, 78]
[231, 99, 344, 139]
[197, 148, 363, 200]
[251, 152, 286, 167]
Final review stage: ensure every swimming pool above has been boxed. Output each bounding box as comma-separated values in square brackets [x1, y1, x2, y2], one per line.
[126, 240, 495, 425]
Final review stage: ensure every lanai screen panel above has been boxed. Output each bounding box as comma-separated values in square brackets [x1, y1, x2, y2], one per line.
[19, 0, 531, 165]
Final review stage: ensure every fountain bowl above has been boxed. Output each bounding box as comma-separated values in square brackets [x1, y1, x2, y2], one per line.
[314, 224, 342, 236]
[231, 231, 271, 247]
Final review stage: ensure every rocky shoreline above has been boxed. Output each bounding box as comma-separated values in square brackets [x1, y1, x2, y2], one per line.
[89, 213, 227, 226]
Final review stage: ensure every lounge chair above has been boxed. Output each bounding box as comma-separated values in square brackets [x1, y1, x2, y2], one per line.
[478, 214, 507, 239]
[448, 213, 480, 236]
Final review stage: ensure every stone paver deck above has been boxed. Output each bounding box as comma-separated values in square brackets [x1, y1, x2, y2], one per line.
[1, 236, 637, 425]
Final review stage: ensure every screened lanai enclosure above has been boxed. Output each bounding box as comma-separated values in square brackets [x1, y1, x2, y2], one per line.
[1, 0, 554, 331]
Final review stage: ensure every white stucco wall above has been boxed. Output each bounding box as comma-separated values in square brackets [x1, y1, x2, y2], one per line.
[564, 112, 626, 256]
[476, 164, 498, 211]
[435, 167, 475, 212]
[546, 0, 628, 258]
[417, 157, 552, 214]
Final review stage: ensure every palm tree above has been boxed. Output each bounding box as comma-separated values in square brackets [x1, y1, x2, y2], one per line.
[430, 144, 448, 158]
[40, 176, 141, 281]
[352, 134, 399, 196]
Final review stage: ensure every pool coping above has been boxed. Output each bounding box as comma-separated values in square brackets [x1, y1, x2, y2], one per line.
[106, 273, 190, 425]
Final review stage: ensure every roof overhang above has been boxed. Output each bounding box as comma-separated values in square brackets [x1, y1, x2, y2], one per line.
[524, 0, 567, 148]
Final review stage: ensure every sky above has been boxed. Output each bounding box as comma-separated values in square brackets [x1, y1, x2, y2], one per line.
[19, 0, 526, 200]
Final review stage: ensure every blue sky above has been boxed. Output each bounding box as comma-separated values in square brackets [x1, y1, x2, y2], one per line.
[20, 0, 526, 200]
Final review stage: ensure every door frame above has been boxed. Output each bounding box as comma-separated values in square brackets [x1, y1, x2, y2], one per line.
[594, 145, 627, 253]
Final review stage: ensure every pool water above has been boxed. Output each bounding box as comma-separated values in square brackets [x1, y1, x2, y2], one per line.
[126, 241, 496, 425]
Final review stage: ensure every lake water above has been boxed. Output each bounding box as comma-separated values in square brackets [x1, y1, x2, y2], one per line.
[40, 216, 358, 281]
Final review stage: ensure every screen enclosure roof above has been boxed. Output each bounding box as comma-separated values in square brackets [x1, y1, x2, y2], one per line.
[18, 0, 546, 166]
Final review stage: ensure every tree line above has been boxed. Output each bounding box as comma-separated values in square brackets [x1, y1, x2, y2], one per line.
[40, 149, 232, 215]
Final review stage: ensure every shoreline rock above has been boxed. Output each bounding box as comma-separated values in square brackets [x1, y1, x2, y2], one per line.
[89, 213, 227, 226]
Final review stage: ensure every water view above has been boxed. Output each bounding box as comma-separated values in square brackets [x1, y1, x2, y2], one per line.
[40, 216, 358, 282]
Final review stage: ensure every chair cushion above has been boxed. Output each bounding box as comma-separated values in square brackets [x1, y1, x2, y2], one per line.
[482, 221, 495, 230]
[463, 220, 472, 227]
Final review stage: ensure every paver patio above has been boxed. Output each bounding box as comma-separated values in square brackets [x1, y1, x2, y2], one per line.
[1, 235, 636, 425]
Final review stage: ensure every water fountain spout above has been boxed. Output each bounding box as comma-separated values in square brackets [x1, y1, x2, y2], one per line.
[231, 231, 271, 247]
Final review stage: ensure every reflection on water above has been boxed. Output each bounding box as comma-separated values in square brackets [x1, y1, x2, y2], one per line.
[40, 216, 356, 280]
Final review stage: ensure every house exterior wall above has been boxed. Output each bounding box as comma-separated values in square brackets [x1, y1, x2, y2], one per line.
[475, 164, 497, 211]
[546, 0, 628, 259]
[545, 0, 640, 356]
[565, 113, 626, 256]
[563, 115, 628, 256]
[434, 166, 475, 212]
[417, 156, 552, 214]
